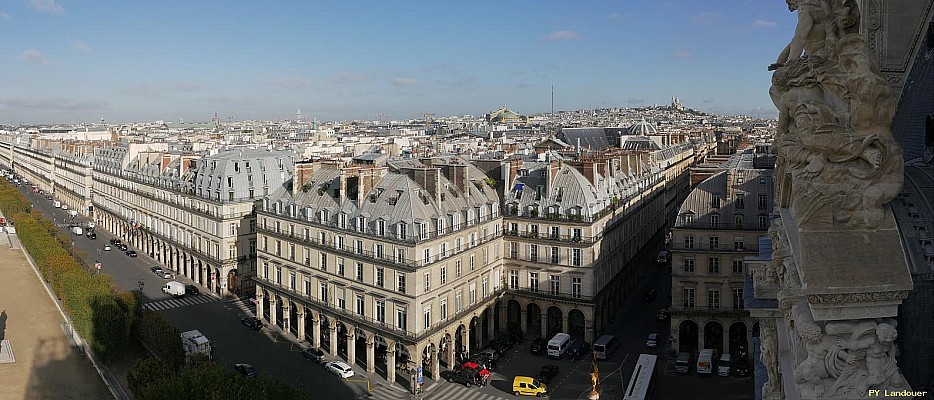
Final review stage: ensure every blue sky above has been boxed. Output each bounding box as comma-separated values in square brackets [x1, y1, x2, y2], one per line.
[1, 0, 797, 124]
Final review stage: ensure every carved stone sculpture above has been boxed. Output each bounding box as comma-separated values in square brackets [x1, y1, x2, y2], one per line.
[768, 0, 903, 230]
[761, 322, 784, 399]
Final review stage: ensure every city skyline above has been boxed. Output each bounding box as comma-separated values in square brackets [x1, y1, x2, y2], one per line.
[1, 0, 795, 124]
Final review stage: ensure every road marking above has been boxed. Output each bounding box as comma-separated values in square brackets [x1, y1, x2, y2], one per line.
[142, 295, 216, 311]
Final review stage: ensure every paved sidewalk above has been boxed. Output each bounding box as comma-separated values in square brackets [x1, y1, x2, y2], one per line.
[0, 232, 111, 400]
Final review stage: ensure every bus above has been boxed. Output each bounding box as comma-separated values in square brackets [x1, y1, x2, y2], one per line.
[623, 354, 658, 400]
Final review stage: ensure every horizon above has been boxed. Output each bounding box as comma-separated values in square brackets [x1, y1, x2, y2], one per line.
[1, 1, 796, 124]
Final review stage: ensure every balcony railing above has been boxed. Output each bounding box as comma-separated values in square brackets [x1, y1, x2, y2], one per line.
[511, 287, 593, 302]
[503, 230, 595, 244]
[670, 244, 756, 252]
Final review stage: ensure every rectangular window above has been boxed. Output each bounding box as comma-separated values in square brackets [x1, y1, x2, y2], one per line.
[396, 248, 405, 263]
[708, 257, 720, 274]
[732, 288, 744, 310]
[423, 306, 431, 330]
[736, 194, 745, 209]
[398, 273, 406, 294]
[375, 244, 384, 259]
[572, 228, 582, 241]
[683, 288, 695, 308]
[759, 214, 769, 229]
[550, 247, 559, 264]
[550, 226, 559, 239]
[509, 242, 518, 258]
[571, 249, 582, 266]
[423, 248, 431, 264]
[320, 253, 327, 271]
[455, 290, 463, 312]
[469, 283, 476, 304]
[356, 262, 364, 281]
[709, 236, 719, 250]
[440, 299, 448, 321]
[529, 244, 538, 262]
[440, 266, 447, 285]
[509, 270, 518, 289]
[758, 194, 769, 210]
[356, 294, 365, 315]
[337, 287, 345, 310]
[684, 258, 695, 273]
[708, 290, 721, 310]
[376, 267, 384, 287]
[469, 255, 475, 271]
[732, 260, 744, 275]
[424, 272, 431, 293]
[550, 275, 560, 295]
[304, 278, 310, 296]
[734, 238, 745, 251]
[572, 277, 582, 299]
[375, 300, 385, 324]
[338, 257, 345, 276]
[710, 214, 720, 227]
[684, 235, 694, 249]
[355, 240, 363, 254]
[275, 266, 282, 285]
[320, 282, 328, 303]
[397, 307, 407, 331]
[482, 276, 489, 297]
[289, 271, 296, 290]
[455, 260, 462, 277]
[529, 272, 539, 292]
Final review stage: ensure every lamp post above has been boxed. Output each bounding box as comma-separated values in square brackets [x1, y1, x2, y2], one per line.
[137, 280, 145, 300]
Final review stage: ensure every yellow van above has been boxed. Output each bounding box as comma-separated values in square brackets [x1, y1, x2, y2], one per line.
[512, 376, 547, 397]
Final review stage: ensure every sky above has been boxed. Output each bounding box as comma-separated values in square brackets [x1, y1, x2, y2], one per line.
[0, 0, 798, 124]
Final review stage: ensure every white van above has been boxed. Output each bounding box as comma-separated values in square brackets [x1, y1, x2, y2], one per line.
[593, 335, 619, 360]
[53, 200, 61, 208]
[71, 226, 83, 236]
[162, 281, 186, 297]
[696, 349, 717, 376]
[717, 353, 732, 377]
[546, 333, 572, 359]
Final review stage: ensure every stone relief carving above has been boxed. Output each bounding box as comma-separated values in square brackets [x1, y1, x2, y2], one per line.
[769, 0, 904, 230]
[790, 318, 910, 398]
[805, 290, 911, 304]
[761, 320, 784, 400]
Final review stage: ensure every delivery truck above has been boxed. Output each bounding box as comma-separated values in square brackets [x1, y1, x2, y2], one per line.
[162, 281, 186, 297]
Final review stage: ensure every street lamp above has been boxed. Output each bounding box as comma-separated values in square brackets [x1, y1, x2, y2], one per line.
[137, 280, 145, 300]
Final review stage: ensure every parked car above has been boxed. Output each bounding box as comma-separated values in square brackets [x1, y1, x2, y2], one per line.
[241, 316, 263, 330]
[536, 364, 560, 384]
[157, 270, 173, 279]
[86, 232, 97, 240]
[302, 347, 326, 363]
[185, 284, 200, 295]
[116, 243, 128, 251]
[718, 354, 733, 377]
[530, 338, 545, 355]
[150, 266, 164, 274]
[109, 238, 122, 246]
[125, 250, 137, 257]
[734, 357, 750, 377]
[466, 356, 496, 372]
[567, 339, 590, 361]
[477, 348, 500, 361]
[103, 244, 111, 251]
[656, 309, 670, 321]
[442, 369, 474, 387]
[325, 361, 354, 379]
[234, 363, 257, 378]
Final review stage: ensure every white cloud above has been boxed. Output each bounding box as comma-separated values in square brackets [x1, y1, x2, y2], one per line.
[19, 49, 47, 64]
[26, 0, 64, 14]
[392, 77, 418, 87]
[753, 19, 777, 28]
[546, 30, 580, 41]
[693, 11, 724, 26]
[673, 51, 692, 59]
[70, 40, 91, 52]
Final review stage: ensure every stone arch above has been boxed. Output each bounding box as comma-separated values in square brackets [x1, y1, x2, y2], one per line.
[507, 299, 522, 332]
[288, 300, 299, 337]
[704, 320, 724, 354]
[227, 269, 240, 295]
[469, 315, 481, 353]
[679, 319, 699, 353]
[546, 305, 564, 338]
[480, 307, 492, 345]
[353, 328, 367, 368]
[275, 295, 285, 328]
[568, 308, 586, 339]
[729, 321, 748, 357]
[455, 324, 468, 362]
[526, 303, 542, 337]
[493, 300, 502, 333]
[335, 321, 349, 358]
[319, 314, 332, 352]
[213, 267, 221, 294]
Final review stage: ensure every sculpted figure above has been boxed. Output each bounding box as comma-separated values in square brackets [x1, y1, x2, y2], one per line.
[793, 322, 836, 396]
[864, 323, 908, 392]
[761, 323, 782, 398]
[770, 0, 834, 71]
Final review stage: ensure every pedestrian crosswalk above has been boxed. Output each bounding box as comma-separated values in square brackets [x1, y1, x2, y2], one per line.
[142, 295, 217, 311]
[360, 381, 508, 400]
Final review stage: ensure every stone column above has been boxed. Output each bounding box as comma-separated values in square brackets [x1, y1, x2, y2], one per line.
[269, 297, 278, 328]
[346, 327, 356, 365]
[311, 313, 321, 348]
[255, 290, 265, 322]
[540, 312, 547, 338]
[446, 337, 455, 370]
[329, 323, 338, 357]
[296, 306, 305, 341]
[487, 310, 495, 340]
[463, 326, 471, 354]
[386, 340, 396, 384]
[430, 344, 440, 381]
[281, 302, 290, 333]
[698, 324, 705, 350]
[365, 333, 375, 374]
